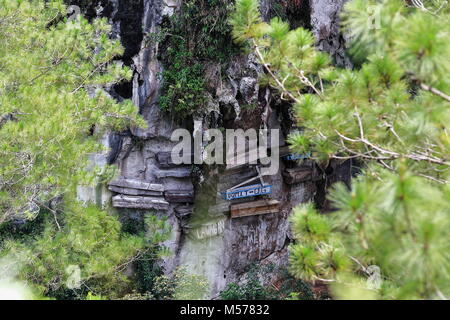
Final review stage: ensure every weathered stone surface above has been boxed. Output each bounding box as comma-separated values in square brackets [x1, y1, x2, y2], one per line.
[112, 194, 169, 210]
[310, 0, 352, 67]
[156, 151, 193, 168]
[208, 202, 230, 215]
[175, 204, 193, 218]
[91, 0, 354, 298]
[190, 218, 226, 240]
[239, 77, 258, 104]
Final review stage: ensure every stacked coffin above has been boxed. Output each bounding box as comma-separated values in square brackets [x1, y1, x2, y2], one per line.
[109, 178, 195, 209]
[214, 162, 279, 218]
[109, 178, 169, 210]
[230, 200, 280, 218]
[280, 147, 320, 184]
[282, 165, 316, 184]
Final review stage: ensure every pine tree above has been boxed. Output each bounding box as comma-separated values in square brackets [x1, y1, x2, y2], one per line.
[0, 0, 145, 223]
[231, 0, 450, 299]
[0, 0, 150, 298]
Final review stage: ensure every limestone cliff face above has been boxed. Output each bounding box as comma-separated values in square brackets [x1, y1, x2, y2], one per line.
[75, 0, 352, 298]
[310, 0, 352, 68]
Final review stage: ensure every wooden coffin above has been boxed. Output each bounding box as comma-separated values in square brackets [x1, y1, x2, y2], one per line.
[218, 167, 260, 191]
[282, 167, 313, 184]
[164, 190, 195, 203]
[279, 146, 311, 161]
[222, 184, 272, 201]
[156, 151, 193, 168]
[109, 178, 164, 193]
[230, 199, 280, 218]
[282, 153, 311, 161]
[112, 195, 169, 210]
[154, 168, 191, 179]
[108, 185, 163, 196]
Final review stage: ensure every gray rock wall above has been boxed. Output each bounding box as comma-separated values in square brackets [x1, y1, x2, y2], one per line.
[77, 0, 353, 298]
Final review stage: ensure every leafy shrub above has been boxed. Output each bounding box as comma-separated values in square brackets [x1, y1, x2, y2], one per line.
[155, 0, 240, 119]
[152, 267, 209, 300]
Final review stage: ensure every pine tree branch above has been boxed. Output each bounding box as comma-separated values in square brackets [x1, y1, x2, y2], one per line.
[420, 83, 450, 102]
[335, 128, 450, 166]
[252, 40, 301, 104]
[417, 173, 448, 184]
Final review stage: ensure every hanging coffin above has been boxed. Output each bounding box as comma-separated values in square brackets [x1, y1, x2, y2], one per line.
[112, 195, 169, 210]
[222, 184, 272, 201]
[108, 178, 164, 196]
[282, 152, 311, 161]
[230, 200, 280, 218]
[164, 190, 195, 203]
[282, 167, 314, 184]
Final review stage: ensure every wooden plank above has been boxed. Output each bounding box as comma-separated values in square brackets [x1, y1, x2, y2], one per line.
[230, 200, 280, 218]
[112, 195, 169, 210]
[231, 199, 278, 210]
[109, 178, 164, 192]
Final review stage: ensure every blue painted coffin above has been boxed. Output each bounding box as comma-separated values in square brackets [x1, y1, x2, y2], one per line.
[282, 152, 311, 161]
[222, 184, 272, 201]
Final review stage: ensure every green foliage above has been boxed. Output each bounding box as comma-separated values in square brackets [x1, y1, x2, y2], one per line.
[0, 0, 152, 300]
[158, 42, 206, 118]
[2, 202, 144, 298]
[133, 215, 172, 295]
[0, 207, 173, 299]
[134, 248, 164, 294]
[152, 267, 209, 300]
[0, 210, 49, 244]
[219, 263, 314, 300]
[231, 0, 450, 299]
[220, 265, 276, 300]
[0, 0, 144, 223]
[156, 0, 239, 119]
